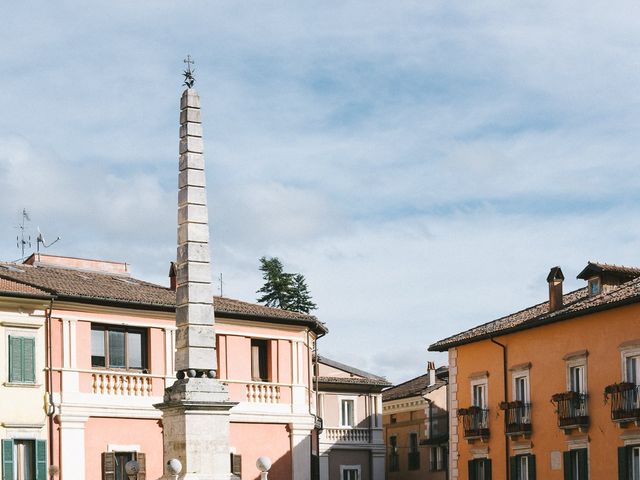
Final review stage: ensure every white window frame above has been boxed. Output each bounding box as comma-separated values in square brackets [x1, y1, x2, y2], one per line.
[340, 465, 361, 480]
[565, 354, 588, 394]
[511, 369, 530, 403]
[471, 378, 488, 409]
[339, 397, 356, 428]
[620, 344, 640, 385]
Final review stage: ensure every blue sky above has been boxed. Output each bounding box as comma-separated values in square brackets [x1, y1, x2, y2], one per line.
[2, 1, 640, 383]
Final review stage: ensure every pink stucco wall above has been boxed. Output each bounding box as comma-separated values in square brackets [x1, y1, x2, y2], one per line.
[84, 417, 163, 480]
[230, 423, 292, 480]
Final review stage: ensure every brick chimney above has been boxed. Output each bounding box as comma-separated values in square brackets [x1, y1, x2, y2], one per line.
[169, 261, 177, 291]
[547, 266, 564, 312]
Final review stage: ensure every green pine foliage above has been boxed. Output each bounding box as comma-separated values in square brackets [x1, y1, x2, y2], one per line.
[256, 257, 317, 313]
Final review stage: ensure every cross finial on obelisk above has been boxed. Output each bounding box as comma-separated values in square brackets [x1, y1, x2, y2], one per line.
[183, 55, 195, 88]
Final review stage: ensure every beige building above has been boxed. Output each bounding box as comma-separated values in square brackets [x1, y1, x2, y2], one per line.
[382, 363, 448, 480]
[317, 356, 390, 480]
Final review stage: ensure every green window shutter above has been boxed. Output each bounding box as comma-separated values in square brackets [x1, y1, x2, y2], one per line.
[528, 455, 536, 480]
[2, 439, 14, 480]
[102, 452, 116, 480]
[9, 336, 23, 383]
[468, 459, 477, 480]
[35, 440, 47, 480]
[136, 452, 146, 480]
[563, 451, 572, 480]
[485, 459, 492, 479]
[577, 449, 588, 480]
[23, 337, 36, 383]
[510, 456, 518, 479]
[618, 447, 628, 480]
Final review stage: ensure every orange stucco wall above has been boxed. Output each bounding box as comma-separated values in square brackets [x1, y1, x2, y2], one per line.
[84, 417, 163, 480]
[454, 302, 640, 479]
[230, 422, 292, 480]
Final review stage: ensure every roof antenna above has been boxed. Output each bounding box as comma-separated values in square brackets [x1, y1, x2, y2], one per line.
[15, 208, 31, 262]
[218, 272, 224, 297]
[36, 227, 61, 260]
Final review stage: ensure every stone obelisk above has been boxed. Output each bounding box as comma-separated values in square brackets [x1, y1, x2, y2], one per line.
[156, 57, 236, 480]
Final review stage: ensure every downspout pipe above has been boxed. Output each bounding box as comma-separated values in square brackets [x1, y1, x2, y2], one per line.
[490, 337, 509, 480]
[45, 298, 56, 480]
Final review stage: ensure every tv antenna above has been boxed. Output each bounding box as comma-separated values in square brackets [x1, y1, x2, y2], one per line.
[15, 208, 31, 261]
[218, 272, 224, 297]
[36, 227, 61, 257]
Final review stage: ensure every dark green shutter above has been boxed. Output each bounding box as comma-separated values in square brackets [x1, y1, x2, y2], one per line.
[102, 452, 116, 480]
[577, 449, 588, 480]
[468, 459, 477, 480]
[563, 451, 572, 480]
[9, 336, 23, 382]
[23, 337, 36, 383]
[528, 455, 536, 480]
[136, 452, 146, 480]
[510, 456, 518, 479]
[485, 459, 492, 479]
[35, 440, 46, 480]
[618, 447, 628, 480]
[2, 439, 13, 480]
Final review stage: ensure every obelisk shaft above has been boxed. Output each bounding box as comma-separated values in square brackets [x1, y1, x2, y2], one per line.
[175, 88, 217, 376]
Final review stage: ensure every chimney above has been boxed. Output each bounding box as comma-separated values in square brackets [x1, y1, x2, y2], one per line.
[169, 262, 177, 291]
[547, 266, 564, 312]
[427, 361, 436, 386]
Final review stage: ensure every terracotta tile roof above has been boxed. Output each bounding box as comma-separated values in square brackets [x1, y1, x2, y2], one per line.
[0, 262, 327, 333]
[0, 277, 49, 297]
[430, 268, 640, 352]
[382, 372, 446, 402]
[577, 261, 640, 280]
[316, 355, 391, 388]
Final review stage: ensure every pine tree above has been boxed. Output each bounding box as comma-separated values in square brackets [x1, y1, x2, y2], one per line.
[288, 273, 318, 313]
[256, 257, 317, 313]
[256, 257, 294, 309]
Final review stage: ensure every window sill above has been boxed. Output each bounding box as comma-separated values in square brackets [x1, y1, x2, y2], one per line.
[3, 382, 41, 388]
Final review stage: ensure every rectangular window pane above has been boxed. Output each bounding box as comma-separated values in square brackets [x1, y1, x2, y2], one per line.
[341, 400, 354, 426]
[627, 357, 639, 385]
[108, 329, 126, 368]
[91, 328, 106, 367]
[127, 331, 143, 369]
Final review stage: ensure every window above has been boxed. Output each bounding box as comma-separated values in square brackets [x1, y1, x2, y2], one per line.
[389, 436, 399, 472]
[8, 336, 36, 383]
[563, 448, 588, 479]
[1, 439, 47, 480]
[618, 445, 640, 479]
[340, 399, 355, 427]
[570, 365, 585, 393]
[468, 458, 492, 480]
[91, 325, 147, 371]
[514, 375, 530, 403]
[430, 446, 446, 471]
[340, 465, 360, 480]
[102, 451, 146, 480]
[473, 382, 488, 408]
[510, 454, 536, 480]
[588, 277, 600, 296]
[408, 433, 419, 470]
[251, 339, 269, 381]
[390, 414, 397, 424]
[626, 355, 640, 385]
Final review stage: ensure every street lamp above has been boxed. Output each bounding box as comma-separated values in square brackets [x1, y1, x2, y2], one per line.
[256, 456, 272, 480]
[167, 458, 182, 479]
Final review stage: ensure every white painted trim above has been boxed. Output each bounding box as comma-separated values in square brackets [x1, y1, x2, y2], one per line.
[339, 396, 357, 428]
[69, 319, 77, 368]
[108, 443, 141, 452]
[470, 377, 488, 408]
[620, 346, 640, 383]
[55, 313, 177, 331]
[216, 327, 307, 342]
[512, 368, 531, 403]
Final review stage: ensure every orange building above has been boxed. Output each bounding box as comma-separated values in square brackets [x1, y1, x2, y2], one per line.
[382, 363, 448, 480]
[429, 262, 640, 480]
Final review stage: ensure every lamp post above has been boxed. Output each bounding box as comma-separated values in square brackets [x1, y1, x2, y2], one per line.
[124, 460, 140, 480]
[167, 458, 182, 480]
[256, 456, 272, 480]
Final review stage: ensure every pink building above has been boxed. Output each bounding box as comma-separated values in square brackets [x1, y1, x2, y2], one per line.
[0, 253, 327, 480]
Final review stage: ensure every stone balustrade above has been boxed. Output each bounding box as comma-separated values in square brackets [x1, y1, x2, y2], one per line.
[92, 371, 153, 396]
[322, 428, 370, 443]
[246, 382, 281, 403]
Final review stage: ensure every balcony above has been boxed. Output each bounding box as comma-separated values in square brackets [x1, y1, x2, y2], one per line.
[322, 428, 370, 444]
[550, 391, 589, 431]
[604, 382, 640, 424]
[91, 371, 153, 396]
[458, 406, 490, 441]
[499, 401, 532, 436]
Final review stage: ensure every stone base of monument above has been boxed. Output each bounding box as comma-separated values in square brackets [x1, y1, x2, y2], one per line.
[156, 378, 238, 480]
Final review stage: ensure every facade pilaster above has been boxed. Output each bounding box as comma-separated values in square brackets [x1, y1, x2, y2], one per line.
[289, 424, 312, 480]
[58, 414, 88, 480]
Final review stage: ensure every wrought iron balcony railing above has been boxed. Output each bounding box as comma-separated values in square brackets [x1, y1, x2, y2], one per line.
[458, 406, 490, 439]
[604, 382, 640, 422]
[408, 451, 420, 470]
[551, 391, 589, 429]
[499, 401, 532, 435]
